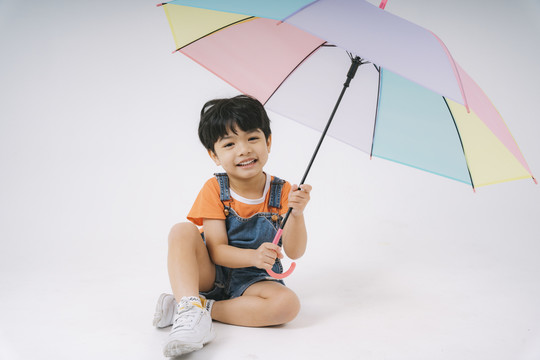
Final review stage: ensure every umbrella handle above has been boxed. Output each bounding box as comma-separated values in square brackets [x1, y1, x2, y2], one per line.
[266, 228, 296, 279]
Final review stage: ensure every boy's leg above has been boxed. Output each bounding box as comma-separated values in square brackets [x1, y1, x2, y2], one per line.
[167, 222, 216, 300]
[211, 281, 300, 327]
[163, 222, 216, 357]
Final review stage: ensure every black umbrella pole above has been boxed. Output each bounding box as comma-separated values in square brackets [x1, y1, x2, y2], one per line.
[280, 56, 363, 229]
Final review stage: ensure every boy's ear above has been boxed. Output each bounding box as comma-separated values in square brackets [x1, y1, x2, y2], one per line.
[208, 149, 220, 166]
[266, 134, 272, 153]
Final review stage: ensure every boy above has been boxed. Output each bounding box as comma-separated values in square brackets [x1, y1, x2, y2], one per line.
[153, 95, 312, 357]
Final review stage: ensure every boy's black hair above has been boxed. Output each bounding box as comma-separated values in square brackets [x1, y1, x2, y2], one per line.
[199, 95, 272, 153]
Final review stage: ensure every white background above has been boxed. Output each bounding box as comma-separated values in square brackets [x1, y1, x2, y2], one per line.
[1, 0, 539, 359]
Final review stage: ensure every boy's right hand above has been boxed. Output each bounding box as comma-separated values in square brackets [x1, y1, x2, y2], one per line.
[252, 242, 284, 270]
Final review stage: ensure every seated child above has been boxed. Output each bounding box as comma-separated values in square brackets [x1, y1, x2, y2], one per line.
[153, 95, 312, 357]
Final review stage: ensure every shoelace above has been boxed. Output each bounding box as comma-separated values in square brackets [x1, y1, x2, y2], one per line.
[172, 303, 201, 331]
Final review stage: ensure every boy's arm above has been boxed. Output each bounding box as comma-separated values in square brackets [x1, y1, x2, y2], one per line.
[281, 184, 311, 260]
[203, 219, 283, 270]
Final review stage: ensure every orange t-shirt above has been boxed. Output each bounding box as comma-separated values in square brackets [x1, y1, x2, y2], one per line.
[187, 174, 291, 226]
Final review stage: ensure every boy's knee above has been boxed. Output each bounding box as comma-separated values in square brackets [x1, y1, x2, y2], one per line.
[168, 222, 199, 245]
[272, 289, 301, 324]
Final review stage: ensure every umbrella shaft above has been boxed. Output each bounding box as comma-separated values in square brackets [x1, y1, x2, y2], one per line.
[280, 56, 363, 230]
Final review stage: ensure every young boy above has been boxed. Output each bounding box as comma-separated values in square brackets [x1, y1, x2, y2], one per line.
[153, 95, 312, 357]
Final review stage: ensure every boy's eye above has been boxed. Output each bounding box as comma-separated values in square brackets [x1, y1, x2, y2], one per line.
[248, 136, 259, 141]
[223, 142, 234, 148]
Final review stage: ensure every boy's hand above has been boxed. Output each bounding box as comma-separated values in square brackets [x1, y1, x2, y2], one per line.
[288, 184, 312, 216]
[252, 242, 284, 270]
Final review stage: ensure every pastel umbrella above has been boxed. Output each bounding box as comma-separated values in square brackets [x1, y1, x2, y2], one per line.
[159, 0, 535, 277]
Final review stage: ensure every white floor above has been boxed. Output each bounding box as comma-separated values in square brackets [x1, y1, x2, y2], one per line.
[1, 0, 540, 359]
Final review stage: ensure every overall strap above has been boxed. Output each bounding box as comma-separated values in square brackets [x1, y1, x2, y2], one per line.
[268, 176, 285, 209]
[214, 173, 231, 201]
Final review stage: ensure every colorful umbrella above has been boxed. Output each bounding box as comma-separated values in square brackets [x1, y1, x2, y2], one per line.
[158, 0, 535, 277]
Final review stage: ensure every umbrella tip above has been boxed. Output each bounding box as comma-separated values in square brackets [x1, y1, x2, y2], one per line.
[533, 176, 538, 185]
[379, 0, 388, 9]
[156, 2, 166, 7]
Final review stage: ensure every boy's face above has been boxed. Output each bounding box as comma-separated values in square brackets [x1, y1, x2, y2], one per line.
[209, 126, 271, 182]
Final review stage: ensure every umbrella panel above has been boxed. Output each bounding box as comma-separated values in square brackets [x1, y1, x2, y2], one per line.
[266, 46, 380, 155]
[448, 99, 533, 186]
[180, 17, 325, 103]
[166, 0, 317, 21]
[163, 5, 252, 49]
[373, 69, 472, 185]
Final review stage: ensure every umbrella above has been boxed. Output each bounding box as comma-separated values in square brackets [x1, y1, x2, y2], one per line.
[158, 0, 535, 278]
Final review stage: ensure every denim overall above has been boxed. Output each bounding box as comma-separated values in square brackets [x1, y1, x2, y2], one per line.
[200, 173, 286, 300]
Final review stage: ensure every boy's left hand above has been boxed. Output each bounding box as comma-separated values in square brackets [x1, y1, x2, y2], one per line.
[288, 184, 312, 216]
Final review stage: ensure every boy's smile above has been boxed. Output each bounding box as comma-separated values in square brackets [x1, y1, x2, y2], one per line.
[237, 158, 257, 168]
[209, 126, 271, 188]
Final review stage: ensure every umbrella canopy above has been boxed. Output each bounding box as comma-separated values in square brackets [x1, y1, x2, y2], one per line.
[159, 0, 535, 189]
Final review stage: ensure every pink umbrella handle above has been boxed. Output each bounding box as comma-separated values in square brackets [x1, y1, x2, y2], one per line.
[379, 0, 388, 9]
[266, 228, 296, 279]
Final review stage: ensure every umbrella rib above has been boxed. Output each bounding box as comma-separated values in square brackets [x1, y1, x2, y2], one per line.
[443, 97, 476, 190]
[174, 16, 255, 52]
[370, 66, 382, 159]
[262, 42, 327, 105]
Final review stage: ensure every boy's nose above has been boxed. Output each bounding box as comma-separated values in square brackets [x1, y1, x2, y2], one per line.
[237, 142, 251, 155]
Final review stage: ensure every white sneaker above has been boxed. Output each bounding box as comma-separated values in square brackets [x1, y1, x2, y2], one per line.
[153, 294, 215, 328]
[163, 296, 215, 357]
[153, 293, 176, 328]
